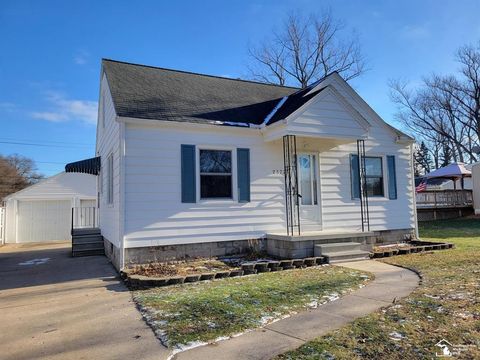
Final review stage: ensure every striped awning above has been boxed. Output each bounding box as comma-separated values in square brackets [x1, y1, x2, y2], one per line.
[65, 156, 101, 175]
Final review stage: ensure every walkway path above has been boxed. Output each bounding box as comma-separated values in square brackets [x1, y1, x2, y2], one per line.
[175, 260, 419, 360]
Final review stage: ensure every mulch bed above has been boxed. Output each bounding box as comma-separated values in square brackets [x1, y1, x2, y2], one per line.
[123, 255, 327, 289]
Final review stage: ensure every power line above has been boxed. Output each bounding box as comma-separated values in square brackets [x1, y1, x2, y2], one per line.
[0, 137, 94, 146]
[0, 141, 94, 148]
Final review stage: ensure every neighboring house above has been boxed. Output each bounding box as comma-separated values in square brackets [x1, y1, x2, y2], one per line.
[4, 172, 96, 243]
[67, 59, 417, 270]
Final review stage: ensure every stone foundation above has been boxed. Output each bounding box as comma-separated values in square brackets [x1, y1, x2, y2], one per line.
[124, 238, 266, 267]
[369, 228, 416, 245]
[118, 228, 416, 266]
[104, 238, 122, 271]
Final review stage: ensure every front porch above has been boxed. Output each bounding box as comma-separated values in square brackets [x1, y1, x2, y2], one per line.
[266, 230, 376, 261]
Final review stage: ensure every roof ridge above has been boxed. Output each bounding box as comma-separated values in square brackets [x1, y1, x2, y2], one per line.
[102, 58, 300, 90]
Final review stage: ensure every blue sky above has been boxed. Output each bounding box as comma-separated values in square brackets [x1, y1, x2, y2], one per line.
[1, 0, 479, 176]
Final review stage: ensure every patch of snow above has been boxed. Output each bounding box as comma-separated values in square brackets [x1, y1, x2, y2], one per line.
[18, 258, 50, 266]
[262, 96, 288, 126]
[167, 341, 209, 360]
[323, 293, 339, 302]
[223, 121, 250, 127]
[388, 331, 405, 341]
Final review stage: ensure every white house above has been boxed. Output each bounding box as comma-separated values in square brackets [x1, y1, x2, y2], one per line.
[4, 172, 97, 243]
[67, 59, 417, 270]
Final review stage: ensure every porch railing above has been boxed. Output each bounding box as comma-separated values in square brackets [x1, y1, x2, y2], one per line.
[416, 190, 473, 208]
[71, 206, 98, 230]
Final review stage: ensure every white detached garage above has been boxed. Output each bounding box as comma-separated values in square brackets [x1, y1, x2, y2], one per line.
[4, 172, 96, 243]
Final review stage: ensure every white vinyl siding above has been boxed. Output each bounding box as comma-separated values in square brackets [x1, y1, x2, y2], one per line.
[123, 124, 285, 248]
[96, 73, 121, 247]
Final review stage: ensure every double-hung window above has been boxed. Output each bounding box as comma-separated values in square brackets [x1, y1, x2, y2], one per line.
[200, 149, 232, 199]
[364, 157, 384, 197]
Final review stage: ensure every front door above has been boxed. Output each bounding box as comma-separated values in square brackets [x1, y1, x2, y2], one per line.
[297, 153, 322, 231]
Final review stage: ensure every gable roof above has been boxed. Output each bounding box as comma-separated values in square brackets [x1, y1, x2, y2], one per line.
[102, 59, 299, 126]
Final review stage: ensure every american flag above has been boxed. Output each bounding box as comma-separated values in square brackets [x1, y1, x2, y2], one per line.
[416, 180, 427, 193]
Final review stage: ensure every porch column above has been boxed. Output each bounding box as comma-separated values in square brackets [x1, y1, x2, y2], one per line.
[283, 135, 300, 236]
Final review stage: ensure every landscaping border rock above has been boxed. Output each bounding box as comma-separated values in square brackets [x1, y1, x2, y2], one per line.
[122, 254, 342, 289]
[372, 240, 453, 259]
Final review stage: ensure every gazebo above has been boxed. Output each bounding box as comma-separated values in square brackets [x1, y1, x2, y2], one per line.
[425, 163, 472, 190]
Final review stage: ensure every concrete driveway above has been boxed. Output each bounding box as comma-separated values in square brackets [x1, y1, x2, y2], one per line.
[0, 242, 168, 360]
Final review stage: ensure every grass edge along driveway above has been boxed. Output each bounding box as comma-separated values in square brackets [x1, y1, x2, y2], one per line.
[134, 265, 371, 348]
[276, 218, 480, 360]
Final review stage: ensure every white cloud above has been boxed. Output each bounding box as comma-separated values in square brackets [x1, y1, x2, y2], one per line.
[31, 91, 98, 125]
[0, 102, 16, 112]
[74, 50, 90, 65]
[400, 24, 430, 39]
[31, 111, 68, 122]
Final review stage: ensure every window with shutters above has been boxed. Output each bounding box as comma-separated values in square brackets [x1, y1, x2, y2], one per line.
[199, 149, 232, 199]
[364, 157, 384, 197]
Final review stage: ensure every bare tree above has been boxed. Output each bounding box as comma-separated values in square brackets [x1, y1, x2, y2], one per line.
[390, 41, 480, 166]
[248, 11, 366, 88]
[0, 154, 43, 201]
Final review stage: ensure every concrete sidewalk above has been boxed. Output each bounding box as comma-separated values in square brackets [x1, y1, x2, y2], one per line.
[175, 260, 419, 360]
[0, 243, 168, 360]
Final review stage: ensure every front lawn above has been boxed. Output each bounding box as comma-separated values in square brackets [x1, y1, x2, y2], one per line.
[276, 218, 480, 360]
[134, 265, 371, 348]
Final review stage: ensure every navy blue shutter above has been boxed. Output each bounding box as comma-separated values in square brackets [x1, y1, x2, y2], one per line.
[181, 145, 196, 203]
[387, 155, 397, 200]
[237, 148, 250, 202]
[350, 154, 360, 199]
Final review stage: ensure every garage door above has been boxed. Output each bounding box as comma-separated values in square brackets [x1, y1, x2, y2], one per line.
[17, 200, 71, 243]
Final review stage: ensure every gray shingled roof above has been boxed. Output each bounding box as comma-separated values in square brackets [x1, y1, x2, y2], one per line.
[102, 59, 304, 126]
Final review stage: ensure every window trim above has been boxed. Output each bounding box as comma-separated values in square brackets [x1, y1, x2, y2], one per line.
[351, 154, 389, 201]
[364, 156, 384, 198]
[107, 153, 114, 205]
[196, 145, 237, 203]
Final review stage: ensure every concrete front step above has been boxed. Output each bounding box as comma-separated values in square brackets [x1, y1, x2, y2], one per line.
[322, 250, 371, 264]
[72, 248, 105, 257]
[73, 242, 104, 251]
[72, 228, 101, 236]
[314, 242, 362, 255]
[72, 235, 103, 244]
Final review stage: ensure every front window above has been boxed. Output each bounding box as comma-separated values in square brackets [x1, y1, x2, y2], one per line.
[200, 150, 232, 199]
[364, 157, 384, 197]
